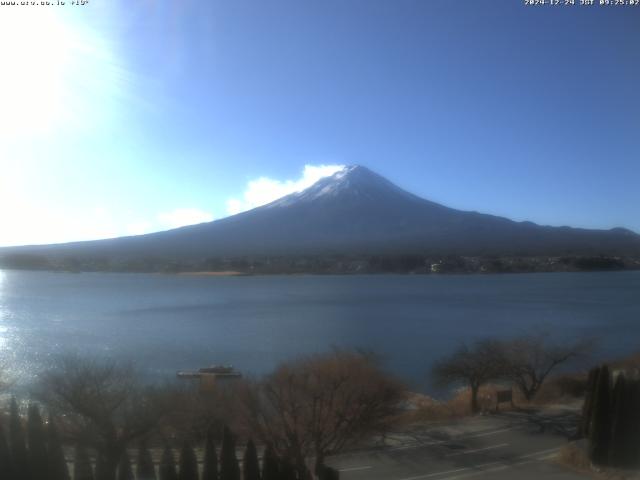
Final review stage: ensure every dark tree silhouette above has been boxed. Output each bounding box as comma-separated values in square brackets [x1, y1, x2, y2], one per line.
[137, 440, 157, 480]
[202, 430, 218, 480]
[28, 403, 49, 480]
[242, 439, 260, 480]
[47, 415, 71, 480]
[314, 455, 324, 479]
[579, 367, 599, 437]
[219, 426, 240, 480]
[588, 365, 611, 465]
[609, 374, 640, 468]
[609, 374, 627, 467]
[73, 444, 95, 480]
[96, 452, 111, 480]
[433, 341, 504, 414]
[315, 456, 339, 480]
[159, 445, 178, 480]
[10, 398, 30, 480]
[117, 451, 135, 480]
[318, 466, 339, 480]
[0, 423, 13, 480]
[261, 445, 279, 480]
[630, 380, 640, 467]
[178, 440, 199, 480]
[278, 457, 296, 480]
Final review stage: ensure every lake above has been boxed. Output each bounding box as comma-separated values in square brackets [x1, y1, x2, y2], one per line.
[0, 269, 638, 393]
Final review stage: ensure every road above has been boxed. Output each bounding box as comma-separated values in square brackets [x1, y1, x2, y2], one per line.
[327, 407, 589, 480]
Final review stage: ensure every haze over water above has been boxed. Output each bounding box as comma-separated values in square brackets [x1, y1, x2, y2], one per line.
[0, 269, 638, 393]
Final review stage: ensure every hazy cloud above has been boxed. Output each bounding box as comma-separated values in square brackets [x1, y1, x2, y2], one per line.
[0, 204, 216, 247]
[226, 164, 344, 215]
[0, 206, 121, 247]
[0, 163, 341, 246]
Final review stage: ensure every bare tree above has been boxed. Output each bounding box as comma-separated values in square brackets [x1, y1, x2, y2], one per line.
[240, 350, 405, 479]
[36, 356, 172, 480]
[158, 381, 241, 443]
[499, 333, 593, 401]
[432, 340, 505, 414]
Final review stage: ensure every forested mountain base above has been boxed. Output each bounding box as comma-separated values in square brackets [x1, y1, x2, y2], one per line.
[1, 253, 638, 275]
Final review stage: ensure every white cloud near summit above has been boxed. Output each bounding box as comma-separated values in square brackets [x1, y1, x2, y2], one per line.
[226, 164, 344, 215]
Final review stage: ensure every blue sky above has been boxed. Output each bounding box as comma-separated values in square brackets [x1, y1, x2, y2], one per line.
[0, 0, 638, 246]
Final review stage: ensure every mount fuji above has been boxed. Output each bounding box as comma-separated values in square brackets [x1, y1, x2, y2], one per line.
[2, 165, 639, 263]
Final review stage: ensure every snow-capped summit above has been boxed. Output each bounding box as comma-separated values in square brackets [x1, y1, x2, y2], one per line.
[268, 165, 417, 207]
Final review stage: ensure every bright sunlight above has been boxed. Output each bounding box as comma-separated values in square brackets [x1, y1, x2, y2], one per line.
[0, 6, 122, 137]
[0, 9, 75, 134]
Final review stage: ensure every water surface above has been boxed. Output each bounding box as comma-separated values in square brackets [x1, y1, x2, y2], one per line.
[0, 270, 638, 392]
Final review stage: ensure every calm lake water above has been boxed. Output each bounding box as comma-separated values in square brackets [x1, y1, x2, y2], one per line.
[0, 269, 638, 393]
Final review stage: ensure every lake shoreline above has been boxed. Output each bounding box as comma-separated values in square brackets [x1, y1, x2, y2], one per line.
[2, 253, 639, 276]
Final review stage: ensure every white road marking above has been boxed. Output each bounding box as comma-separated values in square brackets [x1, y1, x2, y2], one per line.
[389, 443, 436, 452]
[444, 443, 508, 457]
[387, 427, 517, 452]
[516, 447, 561, 459]
[395, 447, 561, 480]
[437, 454, 558, 480]
[463, 427, 516, 439]
[398, 467, 485, 480]
[336, 421, 528, 458]
[338, 466, 372, 472]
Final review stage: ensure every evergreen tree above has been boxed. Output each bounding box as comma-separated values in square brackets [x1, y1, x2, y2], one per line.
[10, 398, 30, 480]
[609, 374, 627, 467]
[588, 364, 612, 465]
[137, 440, 157, 480]
[202, 430, 218, 480]
[96, 452, 110, 480]
[117, 451, 134, 480]
[219, 427, 240, 480]
[242, 439, 260, 480]
[277, 457, 296, 480]
[629, 379, 640, 468]
[28, 403, 49, 480]
[579, 367, 599, 437]
[610, 375, 640, 468]
[73, 444, 95, 480]
[315, 455, 340, 480]
[0, 423, 14, 480]
[47, 415, 71, 480]
[313, 455, 324, 479]
[319, 467, 339, 480]
[159, 445, 178, 480]
[178, 440, 199, 480]
[261, 445, 279, 480]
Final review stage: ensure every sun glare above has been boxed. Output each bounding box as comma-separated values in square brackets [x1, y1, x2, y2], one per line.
[0, 7, 124, 138]
[0, 9, 75, 134]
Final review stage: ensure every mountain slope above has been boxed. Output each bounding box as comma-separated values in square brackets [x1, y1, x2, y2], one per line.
[3, 165, 640, 260]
